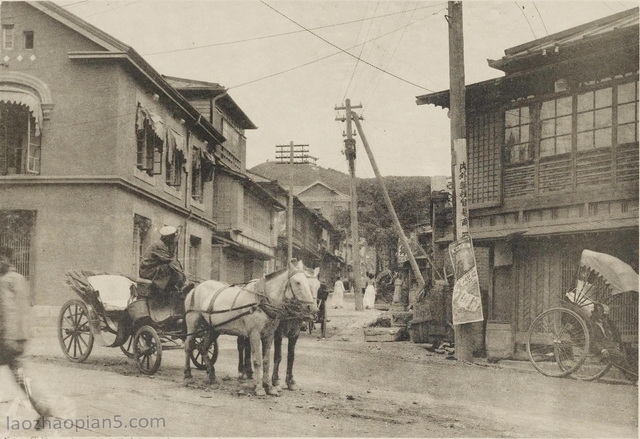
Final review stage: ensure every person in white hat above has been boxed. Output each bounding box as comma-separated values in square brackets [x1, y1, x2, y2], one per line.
[139, 225, 186, 303]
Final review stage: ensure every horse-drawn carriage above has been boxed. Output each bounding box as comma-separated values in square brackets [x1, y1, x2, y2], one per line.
[58, 270, 216, 375]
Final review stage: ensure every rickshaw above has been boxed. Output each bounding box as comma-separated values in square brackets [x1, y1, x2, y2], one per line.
[58, 271, 217, 375]
[526, 250, 638, 382]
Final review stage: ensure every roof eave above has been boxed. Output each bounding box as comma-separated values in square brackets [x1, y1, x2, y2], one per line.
[68, 51, 226, 145]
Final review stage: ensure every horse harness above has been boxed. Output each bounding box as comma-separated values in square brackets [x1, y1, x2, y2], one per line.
[186, 269, 314, 331]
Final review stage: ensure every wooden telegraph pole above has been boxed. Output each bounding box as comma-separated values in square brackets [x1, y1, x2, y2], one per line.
[275, 142, 310, 265]
[448, 1, 474, 363]
[351, 113, 425, 291]
[335, 99, 363, 311]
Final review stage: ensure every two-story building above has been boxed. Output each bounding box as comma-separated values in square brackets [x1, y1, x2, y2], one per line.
[251, 176, 343, 285]
[0, 1, 228, 307]
[163, 76, 283, 284]
[417, 8, 639, 357]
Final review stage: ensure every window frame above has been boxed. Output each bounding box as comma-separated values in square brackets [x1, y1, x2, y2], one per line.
[3, 25, 14, 50]
[0, 102, 41, 175]
[503, 105, 533, 166]
[135, 105, 163, 177]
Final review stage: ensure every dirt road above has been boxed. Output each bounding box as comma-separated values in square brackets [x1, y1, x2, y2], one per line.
[1, 299, 637, 437]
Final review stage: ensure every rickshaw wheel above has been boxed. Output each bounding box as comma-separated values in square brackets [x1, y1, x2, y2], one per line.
[527, 308, 590, 378]
[133, 325, 162, 375]
[190, 335, 219, 370]
[57, 299, 94, 362]
[120, 335, 135, 359]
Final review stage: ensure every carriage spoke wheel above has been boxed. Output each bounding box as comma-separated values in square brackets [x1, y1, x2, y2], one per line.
[120, 335, 135, 359]
[190, 335, 219, 370]
[527, 308, 590, 378]
[58, 299, 94, 362]
[133, 325, 162, 375]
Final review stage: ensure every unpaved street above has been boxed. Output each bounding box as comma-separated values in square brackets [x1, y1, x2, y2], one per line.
[1, 299, 637, 438]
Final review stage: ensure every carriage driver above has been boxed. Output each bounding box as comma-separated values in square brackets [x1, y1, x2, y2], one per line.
[139, 225, 187, 303]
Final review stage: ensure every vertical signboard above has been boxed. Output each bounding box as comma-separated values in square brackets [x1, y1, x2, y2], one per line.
[449, 139, 483, 325]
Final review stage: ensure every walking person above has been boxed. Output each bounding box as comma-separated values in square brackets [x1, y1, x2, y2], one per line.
[363, 272, 377, 309]
[0, 247, 53, 425]
[331, 276, 345, 308]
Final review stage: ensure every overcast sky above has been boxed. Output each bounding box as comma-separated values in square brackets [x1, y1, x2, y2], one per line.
[64, 0, 636, 178]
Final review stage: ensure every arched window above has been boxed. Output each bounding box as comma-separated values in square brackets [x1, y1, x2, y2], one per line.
[0, 72, 53, 175]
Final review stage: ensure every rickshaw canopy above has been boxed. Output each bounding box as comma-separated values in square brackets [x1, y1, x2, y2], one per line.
[580, 250, 639, 295]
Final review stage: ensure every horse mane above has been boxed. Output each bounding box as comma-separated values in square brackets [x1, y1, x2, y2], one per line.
[264, 267, 288, 281]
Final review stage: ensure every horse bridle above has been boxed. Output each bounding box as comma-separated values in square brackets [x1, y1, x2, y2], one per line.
[282, 268, 316, 306]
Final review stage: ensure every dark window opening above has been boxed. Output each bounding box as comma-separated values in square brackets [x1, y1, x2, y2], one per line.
[24, 31, 33, 49]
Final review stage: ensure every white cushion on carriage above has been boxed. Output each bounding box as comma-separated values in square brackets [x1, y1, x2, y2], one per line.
[87, 275, 134, 311]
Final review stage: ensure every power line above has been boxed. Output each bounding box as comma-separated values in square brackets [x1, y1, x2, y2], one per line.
[83, 1, 141, 18]
[363, 2, 418, 115]
[229, 10, 438, 91]
[260, 1, 434, 92]
[143, 3, 446, 57]
[532, 2, 549, 36]
[514, 1, 538, 39]
[344, 2, 379, 102]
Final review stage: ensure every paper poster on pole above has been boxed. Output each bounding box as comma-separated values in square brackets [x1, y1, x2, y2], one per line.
[449, 235, 483, 325]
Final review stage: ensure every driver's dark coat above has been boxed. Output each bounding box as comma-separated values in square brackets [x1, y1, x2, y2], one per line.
[139, 241, 185, 292]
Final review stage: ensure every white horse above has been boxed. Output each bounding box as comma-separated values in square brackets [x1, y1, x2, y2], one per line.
[183, 259, 318, 396]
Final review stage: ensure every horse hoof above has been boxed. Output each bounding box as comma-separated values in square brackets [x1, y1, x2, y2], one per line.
[184, 377, 195, 387]
[287, 382, 298, 391]
[267, 386, 279, 396]
[255, 387, 267, 396]
[272, 379, 281, 388]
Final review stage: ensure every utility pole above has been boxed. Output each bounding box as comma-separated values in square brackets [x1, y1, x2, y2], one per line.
[448, 1, 474, 363]
[351, 113, 425, 291]
[275, 142, 310, 264]
[335, 99, 363, 311]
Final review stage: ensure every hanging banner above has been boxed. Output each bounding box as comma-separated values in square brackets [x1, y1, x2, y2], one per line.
[449, 235, 483, 324]
[450, 138, 483, 325]
[453, 138, 470, 237]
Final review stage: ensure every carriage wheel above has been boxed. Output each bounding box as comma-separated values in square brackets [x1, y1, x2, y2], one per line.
[120, 335, 135, 359]
[58, 299, 94, 362]
[133, 325, 162, 375]
[562, 350, 612, 381]
[527, 308, 590, 378]
[190, 335, 219, 370]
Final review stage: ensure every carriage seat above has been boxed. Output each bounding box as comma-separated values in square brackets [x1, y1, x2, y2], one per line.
[87, 275, 135, 311]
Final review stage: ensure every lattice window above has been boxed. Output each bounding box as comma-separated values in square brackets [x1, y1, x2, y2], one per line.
[505, 106, 532, 164]
[467, 111, 501, 207]
[540, 96, 573, 157]
[577, 87, 612, 151]
[617, 80, 639, 145]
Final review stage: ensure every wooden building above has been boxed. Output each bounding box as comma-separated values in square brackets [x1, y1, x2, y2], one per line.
[417, 8, 639, 357]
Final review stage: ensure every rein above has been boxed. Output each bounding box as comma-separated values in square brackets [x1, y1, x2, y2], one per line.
[187, 269, 315, 329]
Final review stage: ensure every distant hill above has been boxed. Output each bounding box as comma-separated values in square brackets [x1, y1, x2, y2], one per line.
[249, 162, 351, 195]
[249, 163, 432, 206]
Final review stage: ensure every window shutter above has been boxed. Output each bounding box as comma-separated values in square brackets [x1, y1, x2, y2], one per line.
[27, 115, 41, 174]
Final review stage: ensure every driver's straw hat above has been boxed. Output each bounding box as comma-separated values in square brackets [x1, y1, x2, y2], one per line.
[159, 225, 178, 237]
